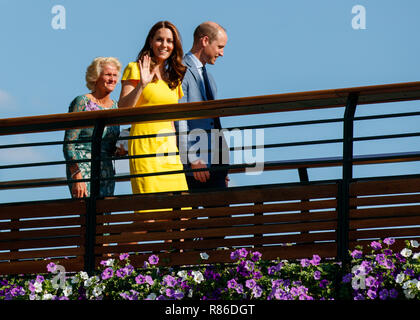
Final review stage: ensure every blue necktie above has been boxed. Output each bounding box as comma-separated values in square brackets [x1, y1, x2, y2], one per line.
[202, 65, 214, 101]
[202, 65, 221, 130]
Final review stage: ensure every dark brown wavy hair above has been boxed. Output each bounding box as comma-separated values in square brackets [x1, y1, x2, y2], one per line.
[136, 21, 186, 89]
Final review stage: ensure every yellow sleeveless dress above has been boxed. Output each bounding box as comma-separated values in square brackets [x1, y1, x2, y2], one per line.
[121, 62, 188, 198]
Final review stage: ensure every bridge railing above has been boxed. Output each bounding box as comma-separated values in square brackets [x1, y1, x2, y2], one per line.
[1, 81, 420, 275]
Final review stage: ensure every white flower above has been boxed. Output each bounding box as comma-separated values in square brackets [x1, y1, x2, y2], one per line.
[42, 293, 54, 300]
[200, 252, 209, 260]
[395, 273, 405, 284]
[105, 258, 115, 267]
[63, 286, 72, 297]
[84, 276, 99, 288]
[34, 281, 43, 293]
[404, 289, 416, 299]
[192, 270, 204, 284]
[146, 293, 157, 300]
[177, 270, 188, 280]
[188, 289, 193, 298]
[400, 248, 412, 258]
[92, 285, 104, 298]
[79, 271, 89, 280]
[410, 240, 419, 248]
[417, 281, 420, 291]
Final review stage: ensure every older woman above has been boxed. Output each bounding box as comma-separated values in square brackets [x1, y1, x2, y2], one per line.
[118, 21, 188, 198]
[63, 57, 122, 198]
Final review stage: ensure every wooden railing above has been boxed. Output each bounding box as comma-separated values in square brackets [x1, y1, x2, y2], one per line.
[1, 81, 420, 275]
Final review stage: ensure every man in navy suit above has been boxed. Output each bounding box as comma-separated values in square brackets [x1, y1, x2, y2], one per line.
[175, 22, 229, 191]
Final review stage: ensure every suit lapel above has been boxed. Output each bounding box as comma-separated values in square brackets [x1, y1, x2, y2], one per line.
[184, 54, 207, 101]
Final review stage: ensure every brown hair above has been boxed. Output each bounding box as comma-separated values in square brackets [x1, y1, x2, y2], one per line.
[136, 21, 186, 89]
[193, 22, 226, 44]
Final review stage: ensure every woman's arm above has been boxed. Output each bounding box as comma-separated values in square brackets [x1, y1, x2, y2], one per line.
[118, 79, 143, 108]
[118, 55, 158, 108]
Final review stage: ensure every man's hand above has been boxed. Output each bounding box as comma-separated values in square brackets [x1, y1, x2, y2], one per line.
[191, 159, 210, 183]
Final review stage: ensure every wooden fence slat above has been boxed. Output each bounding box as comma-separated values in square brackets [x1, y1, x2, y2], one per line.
[97, 220, 338, 244]
[350, 178, 420, 196]
[0, 247, 84, 261]
[0, 236, 84, 251]
[350, 205, 420, 219]
[0, 217, 84, 230]
[350, 215, 420, 230]
[0, 257, 84, 276]
[349, 227, 420, 241]
[95, 231, 337, 255]
[97, 199, 338, 224]
[96, 183, 338, 213]
[0, 200, 86, 219]
[350, 194, 420, 207]
[97, 211, 337, 234]
[0, 227, 85, 241]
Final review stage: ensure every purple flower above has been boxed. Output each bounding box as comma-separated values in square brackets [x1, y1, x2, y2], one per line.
[389, 288, 398, 299]
[244, 260, 255, 272]
[230, 251, 239, 261]
[36, 275, 45, 283]
[235, 284, 244, 294]
[383, 249, 393, 256]
[101, 267, 113, 280]
[246, 279, 256, 289]
[351, 249, 363, 259]
[238, 248, 248, 258]
[227, 279, 238, 289]
[370, 241, 382, 250]
[251, 251, 262, 262]
[148, 255, 159, 265]
[342, 273, 352, 283]
[367, 289, 377, 299]
[116, 268, 127, 278]
[163, 275, 176, 287]
[165, 288, 175, 298]
[135, 274, 145, 285]
[383, 238, 395, 246]
[365, 276, 377, 288]
[252, 285, 263, 298]
[300, 259, 311, 268]
[268, 266, 277, 275]
[119, 253, 129, 261]
[145, 275, 154, 286]
[379, 289, 388, 300]
[319, 279, 329, 289]
[314, 270, 321, 280]
[310, 255, 321, 266]
[47, 262, 57, 273]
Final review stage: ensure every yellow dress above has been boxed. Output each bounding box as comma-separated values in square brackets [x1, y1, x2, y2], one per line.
[122, 62, 188, 197]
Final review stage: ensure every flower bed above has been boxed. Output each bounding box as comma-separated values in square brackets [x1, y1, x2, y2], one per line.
[1, 238, 419, 300]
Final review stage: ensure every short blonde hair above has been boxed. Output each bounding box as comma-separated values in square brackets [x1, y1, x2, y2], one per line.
[85, 57, 122, 91]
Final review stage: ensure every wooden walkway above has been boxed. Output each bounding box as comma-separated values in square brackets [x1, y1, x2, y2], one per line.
[1, 81, 420, 275]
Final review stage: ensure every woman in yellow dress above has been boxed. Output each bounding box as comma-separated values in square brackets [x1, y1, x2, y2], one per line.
[118, 21, 188, 203]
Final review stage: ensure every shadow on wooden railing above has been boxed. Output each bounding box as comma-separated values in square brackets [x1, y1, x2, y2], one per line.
[1, 81, 420, 275]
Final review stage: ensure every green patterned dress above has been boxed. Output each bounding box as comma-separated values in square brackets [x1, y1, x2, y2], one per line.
[63, 95, 120, 198]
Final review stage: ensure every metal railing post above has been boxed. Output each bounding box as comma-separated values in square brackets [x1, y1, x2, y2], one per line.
[85, 120, 105, 275]
[337, 92, 358, 262]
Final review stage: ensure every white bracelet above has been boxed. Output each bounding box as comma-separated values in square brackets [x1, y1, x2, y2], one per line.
[71, 169, 81, 178]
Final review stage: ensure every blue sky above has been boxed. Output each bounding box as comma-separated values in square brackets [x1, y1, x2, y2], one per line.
[1, 0, 420, 202]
